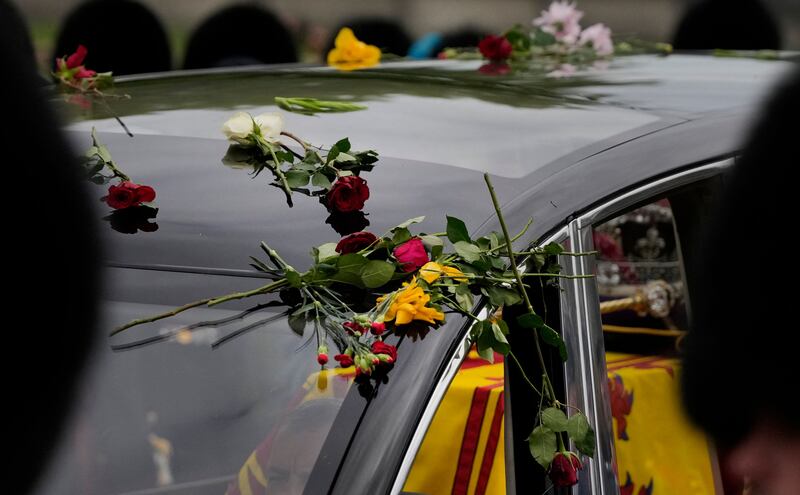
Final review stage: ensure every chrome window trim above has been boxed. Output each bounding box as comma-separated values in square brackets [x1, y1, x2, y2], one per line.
[562, 158, 732, 495]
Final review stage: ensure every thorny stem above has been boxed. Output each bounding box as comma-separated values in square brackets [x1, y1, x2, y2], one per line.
[110, 298, 215, 336]
[484, 173, 557, 403]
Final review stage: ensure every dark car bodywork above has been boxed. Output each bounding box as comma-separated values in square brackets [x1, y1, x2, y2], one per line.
[40, 54, 796, 495]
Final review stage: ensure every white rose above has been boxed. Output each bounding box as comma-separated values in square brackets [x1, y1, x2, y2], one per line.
[222, 111, 256, 144]
[253, 112, 284, 143]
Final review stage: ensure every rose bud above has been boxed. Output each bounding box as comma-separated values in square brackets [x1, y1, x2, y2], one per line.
[548, 451, 582, 487]
[334, 353, 354, 368]
[478, 35, 513, 61]
[317, 353, 329, 365]
[394, 237, 429, 272]
[326, 176, 370, 213]
[371, 321, 386, 335]
[336, 231, 378, 254]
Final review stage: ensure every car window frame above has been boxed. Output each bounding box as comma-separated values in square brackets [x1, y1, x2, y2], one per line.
[558, 158, 732, 495]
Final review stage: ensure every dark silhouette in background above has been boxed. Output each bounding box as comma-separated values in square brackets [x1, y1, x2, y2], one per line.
[682, 69, 800, 495]
[53, 0, 171, 75]
[3, 3, 101, 493]
[183, 4, 297, 69]
[327, 18, 412, 57]
[1, 0, 38, 75]
[673, 0, 782, 50]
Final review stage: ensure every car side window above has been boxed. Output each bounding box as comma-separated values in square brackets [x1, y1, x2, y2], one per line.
[593, 192, 722, 495]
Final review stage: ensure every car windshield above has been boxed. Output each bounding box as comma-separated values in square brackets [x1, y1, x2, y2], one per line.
[36, 270, 350, 495]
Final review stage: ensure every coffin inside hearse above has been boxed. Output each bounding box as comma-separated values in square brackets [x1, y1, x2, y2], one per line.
[401, 200, 723, 495]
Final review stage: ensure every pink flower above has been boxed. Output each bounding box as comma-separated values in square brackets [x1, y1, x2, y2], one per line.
[579, 23, 614, 56]
[393, 238, 429, 273]
[65, 45, 88, 69]
[533, 1, 584, 45]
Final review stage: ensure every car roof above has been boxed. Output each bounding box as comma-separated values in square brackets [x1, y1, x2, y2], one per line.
[58, 54, 796, 272]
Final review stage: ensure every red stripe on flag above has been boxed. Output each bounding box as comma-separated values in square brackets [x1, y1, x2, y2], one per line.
[460, 353, 505, 370]
[475, 391, 505, 495]
[452, 383, 505, 495]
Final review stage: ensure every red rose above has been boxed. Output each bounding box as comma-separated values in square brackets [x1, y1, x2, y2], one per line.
[336, 231, 378, 254]
[135, 184, 156, 203]
[326, 176, 369, 213]
[394, 237, 429, 272]
[334, 353, 354, 367]
[549, 452, 582, 487]
[104, 182, 138, 209]
[75, 67, 97, 79]
[66, 45, 88, 69]
[370, 321, 386, 335]
[103, 182, 157, 210]
[371, 341, 397, 364]
[478, 35, 513, 61]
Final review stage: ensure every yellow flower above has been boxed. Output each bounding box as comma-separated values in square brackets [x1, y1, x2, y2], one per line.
[327, 28, 381, 71]
[377, 277, 445, 325]
[419, 261, 469, 284]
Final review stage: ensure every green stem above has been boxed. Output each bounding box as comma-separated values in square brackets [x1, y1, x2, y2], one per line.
[280, 131, 311, 151]
[485, 218, 533, 254]
[206, 279, 288, 307]
[509, 351, 543, 397]
[484, 173, 557, 403]
[261, 141, 294, 204]
[110, 298, 215, 336]
[522, 273, 595, 280]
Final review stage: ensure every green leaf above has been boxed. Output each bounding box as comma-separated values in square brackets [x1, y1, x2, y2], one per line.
[360, 260, 395, 289]
[542, 407, 569, 432]
[392, 227, 412, 246]
[334, 137, 351, 153]
[287, 314, 306, 336]
[540, 324, 568, 361]
[285, 269, 302, 288]
[477, 344, 495, 363]
[335, 152, 356, 163]
[491, 322, 508, 344]
[420, 235, 444, 249]
[314, 243, 339, 263]
[394, 216, 425, 230]
[311, 172, 332, 190]
[431, 244, 444, 260]
[330, 253, 369, 286]
[454, 241, 481, 262]
[528, 425, 557, 469]
[567, 413, 595, 457]
[284, 170, 310, 188]
[485, 286, 522, 307]
[291, 303, 317, 316]
[455, 283, 474, 311]
[517, 312, 544, 329]
[543, 242, 564, 256]
[446, 216, 471, 244]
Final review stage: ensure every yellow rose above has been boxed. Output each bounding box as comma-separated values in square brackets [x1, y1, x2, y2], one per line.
[419, 262, 468, 284]
[327, 28, 381, 71]
[377, 277, 445, 325]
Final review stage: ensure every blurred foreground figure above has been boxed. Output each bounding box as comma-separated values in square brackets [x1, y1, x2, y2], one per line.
[184, 5, 297, 69]
[682, 69, 800, 495]
[53, 0, 171, 74]
[673, 0, 781, 50]
[2, 8, 101, 495]
[0, 0, 37, 74]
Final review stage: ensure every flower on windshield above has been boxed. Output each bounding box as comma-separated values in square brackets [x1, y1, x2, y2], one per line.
[327, 28, 381, 71]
